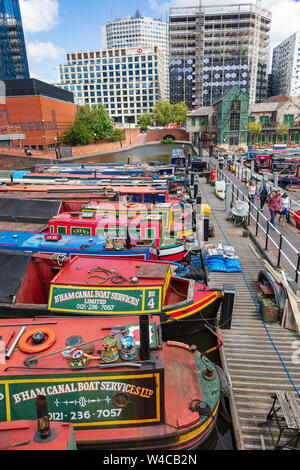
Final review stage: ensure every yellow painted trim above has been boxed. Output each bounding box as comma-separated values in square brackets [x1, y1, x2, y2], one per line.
[48, 284, 162, 315]
[178, 401, 219, 444]
[166, 293, 221, 320]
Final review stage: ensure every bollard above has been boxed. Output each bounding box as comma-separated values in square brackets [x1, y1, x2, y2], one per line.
[196, 195, 202, 205]
[194, 183, 198, 199]
[274, 172, 279, 189]
[139, 315, 150, 361]
[203, 216, 209, 242]
[220, 284, 236, 329]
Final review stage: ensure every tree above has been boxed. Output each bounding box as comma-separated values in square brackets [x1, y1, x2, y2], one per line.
[60, 120, 94, 146]
[111, 127, 125, 142]
[152, 99, 172, 126]
[247, 122, 262, 144]
[138, 113, 153, 131]
[76, 103, 114, 140]
[276, 123, 289, 142]
[171, 102, 189, 126]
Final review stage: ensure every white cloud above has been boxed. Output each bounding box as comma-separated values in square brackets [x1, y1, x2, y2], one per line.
[27, 40, 65, 63]
[149, 0, 300, 48]
[20, 0, 59, 34]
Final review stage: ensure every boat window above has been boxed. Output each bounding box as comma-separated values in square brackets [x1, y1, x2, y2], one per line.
[57, 226, 67, 234]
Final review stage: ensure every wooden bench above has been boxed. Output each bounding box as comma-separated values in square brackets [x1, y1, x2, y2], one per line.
[265, 391, 300, 449]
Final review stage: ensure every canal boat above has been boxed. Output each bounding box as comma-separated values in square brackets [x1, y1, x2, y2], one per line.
[0, 315, 221, 450]
[0, 421, 77, 450]
[47, 211, 188, 262]
[0, 232, 158, 260]
[0, 184, 183, 204]
[0, 252, 223, 337]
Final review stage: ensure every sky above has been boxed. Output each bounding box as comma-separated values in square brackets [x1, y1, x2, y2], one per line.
[20, 0, 300, 84]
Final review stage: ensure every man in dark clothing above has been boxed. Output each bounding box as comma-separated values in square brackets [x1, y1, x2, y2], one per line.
[258, 181, 271, 210]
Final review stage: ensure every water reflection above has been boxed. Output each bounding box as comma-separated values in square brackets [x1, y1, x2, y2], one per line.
[72, 143, 195, 165]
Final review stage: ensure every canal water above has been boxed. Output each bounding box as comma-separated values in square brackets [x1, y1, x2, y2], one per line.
[71, 142, 195, 165]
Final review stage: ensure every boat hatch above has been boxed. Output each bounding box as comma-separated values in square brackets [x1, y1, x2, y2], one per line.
[48, 256, 171, 316]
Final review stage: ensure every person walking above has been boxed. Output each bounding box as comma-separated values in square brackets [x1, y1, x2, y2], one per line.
[268, 189, 282, 227]
[279, 193, 291, 227]
[258, 180, 271, 210]
[248, 180, 257, 210]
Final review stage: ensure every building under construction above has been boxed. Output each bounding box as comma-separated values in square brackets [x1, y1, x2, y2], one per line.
[169, 1, 271, 110]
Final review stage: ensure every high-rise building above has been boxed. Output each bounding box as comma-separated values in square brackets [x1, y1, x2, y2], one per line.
[0, 0, 30, 80]
[101, 11, 169, 100]
[271, 31, 300, 97]
[59, 46, 166, 125]
[169, 2, 271, 110]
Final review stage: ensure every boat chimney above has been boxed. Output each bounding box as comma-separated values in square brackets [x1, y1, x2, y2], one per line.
[139, 315, 150, 361]
[152, 194, 156, 205]
[36, 395, 51, 440]
[125, 226, 132, 249]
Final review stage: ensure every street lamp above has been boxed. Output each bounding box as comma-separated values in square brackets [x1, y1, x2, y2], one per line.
[94, 133, 97, 144]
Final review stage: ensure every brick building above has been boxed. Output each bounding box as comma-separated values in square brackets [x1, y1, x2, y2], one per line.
[0, 79, 78, 151]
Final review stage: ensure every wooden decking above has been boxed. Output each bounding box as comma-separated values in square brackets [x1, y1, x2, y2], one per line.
[198, 176, 300, 450]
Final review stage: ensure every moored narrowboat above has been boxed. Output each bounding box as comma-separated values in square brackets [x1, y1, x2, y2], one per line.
[0, 252, 223, 337]
[0, 315, 221, 450]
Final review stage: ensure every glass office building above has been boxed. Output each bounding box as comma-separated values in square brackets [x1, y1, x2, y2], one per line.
[59, 46, 166, 125]
[0, 0, 30, 80]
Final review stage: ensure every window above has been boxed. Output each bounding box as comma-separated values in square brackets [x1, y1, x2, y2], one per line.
[248, 116, 255, 123]
[57, 226, 67, 234]
[259, 116, 270, 124]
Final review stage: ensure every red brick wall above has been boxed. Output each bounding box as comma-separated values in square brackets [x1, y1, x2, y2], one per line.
[145, 129, 190, 143]
[1, 96, 77, 150]
[71, 128, 140, 157]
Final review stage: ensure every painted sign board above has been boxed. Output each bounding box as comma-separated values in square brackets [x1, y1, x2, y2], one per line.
[0, 370, 164, 428]
[48, 285, 162, 315]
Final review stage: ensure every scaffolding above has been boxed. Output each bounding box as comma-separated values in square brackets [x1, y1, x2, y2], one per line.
[169, 1, 271, 109]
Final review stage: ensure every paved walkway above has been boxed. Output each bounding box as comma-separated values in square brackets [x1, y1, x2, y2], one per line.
[197, 174, 300, 450]
[210, 158, 300, 284]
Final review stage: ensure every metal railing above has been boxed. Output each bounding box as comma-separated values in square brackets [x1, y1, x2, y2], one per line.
[208, 160, 300, 284]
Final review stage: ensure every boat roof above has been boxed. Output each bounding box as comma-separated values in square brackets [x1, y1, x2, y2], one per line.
[0, 315, 163, 377]
[51, 256, 170, 288]
[50, 212, 163, 225]
[84, 202, 174, 211]
[0, 232, 155, 254]
[0, 196, 61, 223]
[0, 184, 168, 194]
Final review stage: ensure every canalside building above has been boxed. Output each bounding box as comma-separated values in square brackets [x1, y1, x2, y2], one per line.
[186, 86, 300, 150]
[59, 45, 166, 126]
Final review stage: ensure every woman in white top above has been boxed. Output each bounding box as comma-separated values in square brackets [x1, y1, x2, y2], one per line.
[248, 181, 257, 209]
[279, 193, 291, 227]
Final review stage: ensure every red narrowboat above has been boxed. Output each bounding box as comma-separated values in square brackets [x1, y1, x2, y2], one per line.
[0, 253, 223, 338]
[0, 315, 221, 450]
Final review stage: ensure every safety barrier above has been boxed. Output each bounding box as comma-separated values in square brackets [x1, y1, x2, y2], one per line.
[207, 160, 300, 284]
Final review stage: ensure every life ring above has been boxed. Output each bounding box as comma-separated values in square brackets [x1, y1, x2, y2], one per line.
[123, 195, 132, 203]
[19, 328, 56, 354]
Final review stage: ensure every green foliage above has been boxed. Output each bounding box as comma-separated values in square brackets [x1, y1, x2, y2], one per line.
[111, 127, 125, 142]
[152, 100, 173, 126]
[138, 113, 153, 130]
[276, 123, 289, 137]
[247, 122, 262, 135]
[171, 102, 189, 126]
[60, 103, 115, 146]
[76, 103, 114, 140]
[153, 99, 189, 127]
[60, 120, 94, 146]
[161, 138, 174, 144]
